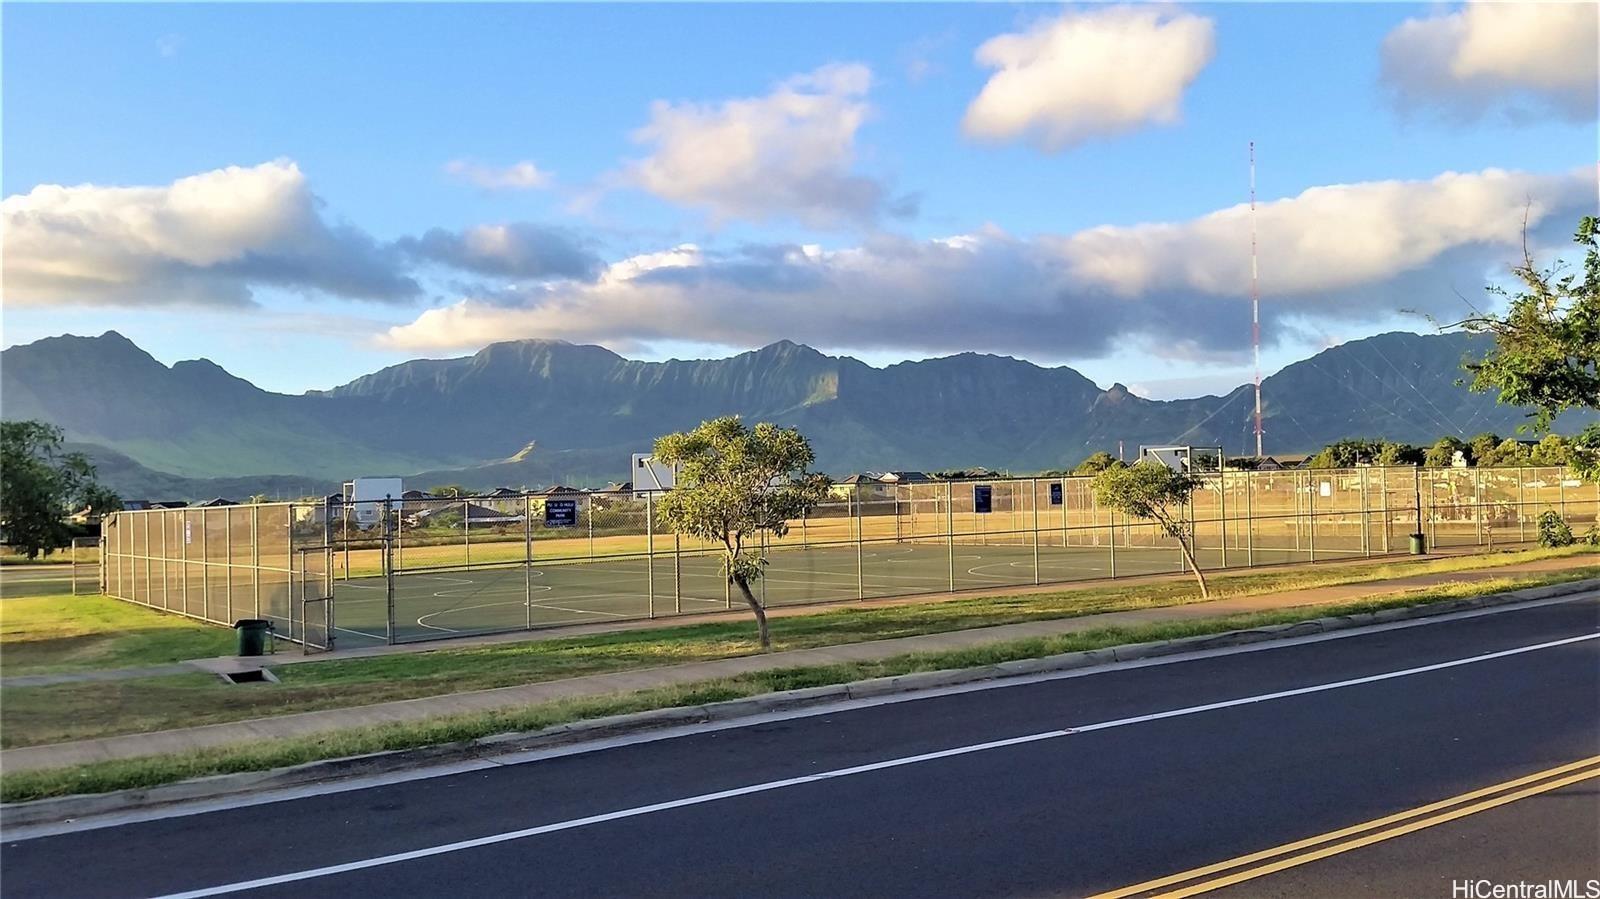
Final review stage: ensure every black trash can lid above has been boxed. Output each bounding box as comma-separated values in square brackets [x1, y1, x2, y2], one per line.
[233, 618, 272, 628]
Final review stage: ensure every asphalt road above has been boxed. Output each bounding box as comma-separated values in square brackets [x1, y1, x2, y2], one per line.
[5, 594, 1597, 898]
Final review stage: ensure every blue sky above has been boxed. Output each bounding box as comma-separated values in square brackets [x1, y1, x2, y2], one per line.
[4, 2, 1596, 399]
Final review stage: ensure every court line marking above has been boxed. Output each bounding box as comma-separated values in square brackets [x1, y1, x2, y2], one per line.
[149, 630, 1599, 898]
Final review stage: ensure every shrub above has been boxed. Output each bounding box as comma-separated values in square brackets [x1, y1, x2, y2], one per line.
[1537, 511, 1574, 548]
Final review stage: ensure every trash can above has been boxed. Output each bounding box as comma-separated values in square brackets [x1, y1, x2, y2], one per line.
[234, 619, 272, 657]
[1408, 533, 1427, 556]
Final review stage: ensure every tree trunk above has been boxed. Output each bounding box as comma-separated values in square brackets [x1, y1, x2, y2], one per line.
[1177, 538, 1210, 599]
[733, 574, 770, 650]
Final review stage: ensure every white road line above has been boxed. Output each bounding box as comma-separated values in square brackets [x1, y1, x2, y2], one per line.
[151, 630, 1599, 898]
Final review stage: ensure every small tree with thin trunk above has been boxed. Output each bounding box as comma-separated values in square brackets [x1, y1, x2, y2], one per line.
[653, 417, 831, 650]
[1092, 461, 1209, 598]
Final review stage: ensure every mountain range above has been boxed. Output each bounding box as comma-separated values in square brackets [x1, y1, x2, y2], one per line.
[3, 329, 1591, 499]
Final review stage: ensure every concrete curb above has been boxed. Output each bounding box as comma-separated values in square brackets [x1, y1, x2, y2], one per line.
[4, 577, 1595, 829]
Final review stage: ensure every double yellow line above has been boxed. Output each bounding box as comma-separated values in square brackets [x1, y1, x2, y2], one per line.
[1092, 755, 1600, 898]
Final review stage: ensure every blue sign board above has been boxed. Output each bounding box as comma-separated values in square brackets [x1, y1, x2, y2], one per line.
[1050, 483, 1063, 506]
[973, 485, 993, 515]
[545, 499, 578, 528]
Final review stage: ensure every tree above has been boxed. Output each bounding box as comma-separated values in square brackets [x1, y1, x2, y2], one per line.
[0, 421, 121, 560]
[1092, 461, 1209, 598]
[1375, 441, 1424, 467]
[653, 417, 831, 650]
[1459, 216, 1600, 479]
[1530, 434, 1574, 467]
[1462, 217, 1599, 431]
[1308, 439, 1383, 469]
[247, 493, 271, 505]
[1481, 438, 1531, 468]
[1424, 436, 1468, 468]
[1466, 432, 1502, 466]
[1071, 451, 1122, 476]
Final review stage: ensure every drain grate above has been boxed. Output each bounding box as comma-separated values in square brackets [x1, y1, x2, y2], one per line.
[218, 668, 278, 685]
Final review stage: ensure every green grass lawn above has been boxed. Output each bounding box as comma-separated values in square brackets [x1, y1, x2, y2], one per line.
[2, 573, 1592, 804]
[1, 546, 1594, 749]
[0, 593, 235, 677]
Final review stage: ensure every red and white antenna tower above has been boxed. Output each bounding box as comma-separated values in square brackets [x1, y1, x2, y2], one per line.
[1250, 142, 1263, 459]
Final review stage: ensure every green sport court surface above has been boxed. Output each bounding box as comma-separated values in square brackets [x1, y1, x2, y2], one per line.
[325, 541, 1366, 647]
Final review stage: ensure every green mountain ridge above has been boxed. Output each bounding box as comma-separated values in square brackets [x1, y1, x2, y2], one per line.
[4, 330, 1593, 499]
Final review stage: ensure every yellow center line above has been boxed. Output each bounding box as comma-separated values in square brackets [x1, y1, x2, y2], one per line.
[1157, 766, 1600, 898]
[1090, 755, 1600, 899]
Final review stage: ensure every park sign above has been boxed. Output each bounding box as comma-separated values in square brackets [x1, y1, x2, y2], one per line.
[545, 499, 578, 528]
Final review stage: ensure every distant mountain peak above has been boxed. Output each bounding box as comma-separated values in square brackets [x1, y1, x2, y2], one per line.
[6, 327, 1592, 497]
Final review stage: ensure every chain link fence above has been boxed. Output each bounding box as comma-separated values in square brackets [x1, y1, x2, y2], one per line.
[96, 466, 1599, 650]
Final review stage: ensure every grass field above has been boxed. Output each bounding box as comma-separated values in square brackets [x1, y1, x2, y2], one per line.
[3, 546, 1593, 749]
[3, 569, 1595, 803]
[0, 592, 234, 677]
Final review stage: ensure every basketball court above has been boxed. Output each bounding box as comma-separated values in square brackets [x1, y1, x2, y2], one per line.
[326, 540, 1357, 647]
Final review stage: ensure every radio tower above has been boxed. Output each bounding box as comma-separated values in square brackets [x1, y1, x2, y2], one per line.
[1250, 142, 1263, 459]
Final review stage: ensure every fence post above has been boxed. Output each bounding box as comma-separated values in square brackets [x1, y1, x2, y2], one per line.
[895, 484, 903, 544]
[1381, 467, 1391, 554]
[99, 534, 108, 595]
[1061, 477, 1070, 548]
[801, 509, 809, 550]
[141, 514, 151, 608]
[1415, 466, 1428, 549]
[646, 491, 656, 619]
[1031, 478, 1041, 585]
[587, 495, 595, 560]
[1360, 467, 1370, 558]
[1474, 469, 1484, 545]
[1219, 469, 1228, 569]
[1559, 476, 1567, 519]
[1245, 472, 1255, 567]
[946, 481, 955, 592]
[1308, 477, 1317, 562]
[854, 487, 864, 600]
[252, 506, 261, 618]
[225, 508, 236, 618]
[180, 511, 188, 613]
[1109, 508, 1118, 579]
[1061, 478, 1070, 551]
[161, 513, 171, 609]
[1517, 468, 1526, 542]
[385, 497, 396, 645]
[462, 499, 471, 571]
[201, 507, 211, 620]
[343, 503, 350, 581]
[674, 530, 682, 615]
[524, 495, 533, 631]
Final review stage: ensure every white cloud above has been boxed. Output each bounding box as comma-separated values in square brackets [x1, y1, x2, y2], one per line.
[2, 160, 418, 308]
[156, 34, 183, 58]
[963, 5, 1215, 151]
[1381, 1, 1599, 121]
[622, 63, 900, 226]
[444, 159, 552, 190]
[381, 166, 1595, 361]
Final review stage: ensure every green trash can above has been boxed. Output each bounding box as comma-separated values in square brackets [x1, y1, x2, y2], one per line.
[1408, 533, 1427, 555]
[234, 619, 272, 657]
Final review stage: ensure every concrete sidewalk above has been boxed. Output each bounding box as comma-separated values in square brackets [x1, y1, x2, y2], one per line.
[2, 554, 1596, 775]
